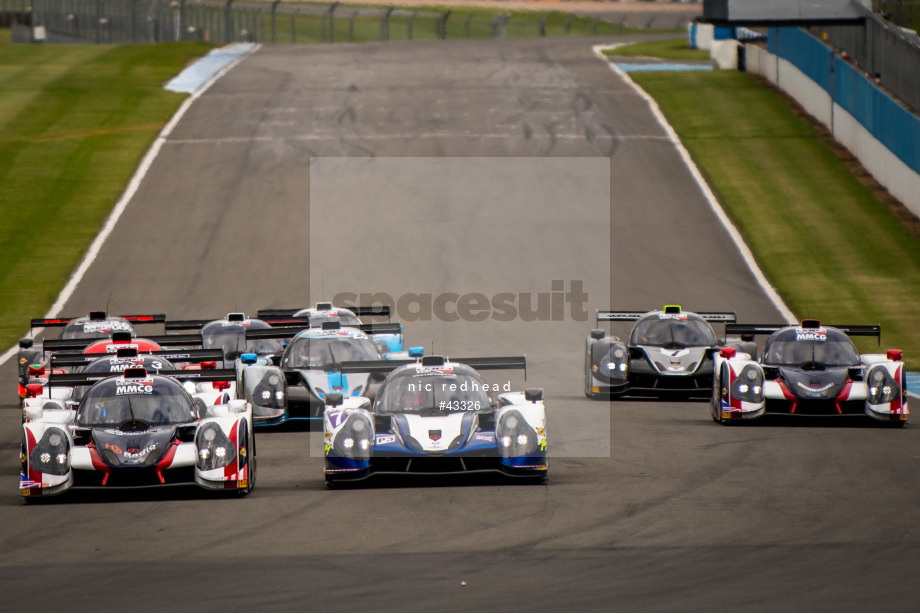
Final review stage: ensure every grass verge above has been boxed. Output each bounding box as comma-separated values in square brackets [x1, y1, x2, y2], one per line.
[0, 35, 211, 353]
[610, 43, 920, 368]
[602, 38, 709, 60]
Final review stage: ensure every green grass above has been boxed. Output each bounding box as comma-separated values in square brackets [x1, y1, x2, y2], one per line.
[0, 35, 211, 352]
[627, 67, 920, 368]
[602, 38, 709, 61]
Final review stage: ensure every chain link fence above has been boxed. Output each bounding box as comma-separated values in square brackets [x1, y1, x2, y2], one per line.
[1, 0, 656, 44]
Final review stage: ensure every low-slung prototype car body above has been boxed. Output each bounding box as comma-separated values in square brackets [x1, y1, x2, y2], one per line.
[18, 311, 165, 399]
[258, 302, 404, 354]
[585, 305, 739, 399]
[712, 320, 908, 425]
[245, 320, 412, 423]
[322, 355, 547, 486]
[21, 366, 255, 499]
[165, 313, 290, 427]
[22, 347, 224, 417]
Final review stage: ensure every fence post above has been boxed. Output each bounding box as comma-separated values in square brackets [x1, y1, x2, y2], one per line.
[290, 10, 295, 43]
[407, 10, 416, 40]
[271, 0, 279, 43]
[348, 9, 356, 42]
[490, 13, 508, 39]
[380, 6, 392, 41]
[564, 14, 573, 35]
[225, 0, 233, 43]
[329, 1, 338, 43]
[464, 13, 472, 38]
[538, 14, 547, 37]
[436, 9, 450, 39]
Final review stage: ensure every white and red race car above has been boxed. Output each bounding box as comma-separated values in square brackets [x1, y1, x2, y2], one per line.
[21, 365, 255, 500]
[712, 320, 908, 426]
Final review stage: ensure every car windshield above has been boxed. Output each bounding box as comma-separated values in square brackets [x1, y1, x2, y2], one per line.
[61, 317, 135, 340]
[629, 316, 716, 347]
[308, 313, 362, 327]
[282, 335, 380, 369]
[377, 373, 491, 414]
[762, 329, 860, 367]
[75, 377, 196, 427]
[202, 321, 281, 360]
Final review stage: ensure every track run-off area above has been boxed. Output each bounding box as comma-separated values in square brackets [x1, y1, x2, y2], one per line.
[2, 37, 919, 612]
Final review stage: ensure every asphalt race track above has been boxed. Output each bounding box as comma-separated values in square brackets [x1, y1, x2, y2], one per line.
[3, 37, 919, 612]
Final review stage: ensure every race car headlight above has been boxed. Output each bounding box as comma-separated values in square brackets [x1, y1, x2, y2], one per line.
[496, 410, 539, 458]
[196, 424, 236, 470]
[252, 372, 286, 409]
[731, 365, 764, 403]
[29, 427, 70, 476]
[332, 415, 373, 460]
[867, 367, 900, 405]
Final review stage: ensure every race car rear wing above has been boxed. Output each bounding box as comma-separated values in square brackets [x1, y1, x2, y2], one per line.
[597, 310, 736, 324]
[30, 313, 166, 329]
[50, 349, 224, 369]
[245, 323, 402, 340]
[337, 356, 528, 379]
[41, 334, 203, 353]
[726, 323, 881, 344]
[47, 368, 238, 388]
[164, 317, 313, 331]
[257, 305, 391, 319]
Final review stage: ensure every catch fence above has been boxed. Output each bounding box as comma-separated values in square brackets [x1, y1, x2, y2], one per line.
[2, 0, 652, 45]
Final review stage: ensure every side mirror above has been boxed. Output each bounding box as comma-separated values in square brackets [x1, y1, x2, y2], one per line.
[590, 329, 605, 340]
[240, 353, 258, 365]
[19, 338, 34, 349]
[228, 399, 248, 414]
[23, 405, 43, 421]
[524, 388, 544, 403]
[25, 383, 44, 398]
[408, 346, 424, 358]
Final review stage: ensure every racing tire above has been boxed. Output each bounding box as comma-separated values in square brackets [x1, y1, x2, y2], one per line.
[710, 371, 724, 424]
[584, 351, 599, 400]
[236, 429, 257, 497]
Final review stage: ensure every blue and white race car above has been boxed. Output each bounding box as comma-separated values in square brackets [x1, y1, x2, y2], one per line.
[262, 322, 412, 421]
[322, 355, 547, 486]
[712, 320, 908, 426]
[258, 302, 404, 354]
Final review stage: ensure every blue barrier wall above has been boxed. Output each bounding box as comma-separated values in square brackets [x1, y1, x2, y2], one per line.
[833, 57, 920, 174]
[769, 27, 833, 93]
[768, 27, 920, 175]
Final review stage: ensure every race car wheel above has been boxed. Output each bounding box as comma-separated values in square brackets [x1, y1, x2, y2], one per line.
[710, 371, 723, 424]
[585, 351, 599, 399]
[237, 428, 256, 497]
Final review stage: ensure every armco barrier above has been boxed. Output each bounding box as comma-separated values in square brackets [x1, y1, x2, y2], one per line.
[746, 27, 920, 220]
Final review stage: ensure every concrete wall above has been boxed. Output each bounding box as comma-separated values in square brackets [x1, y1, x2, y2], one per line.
[710, 39, 741, 69]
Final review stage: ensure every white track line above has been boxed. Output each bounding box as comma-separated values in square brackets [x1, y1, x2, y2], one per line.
[593, 44, 796, 324]
[0, 44, 260, 368]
